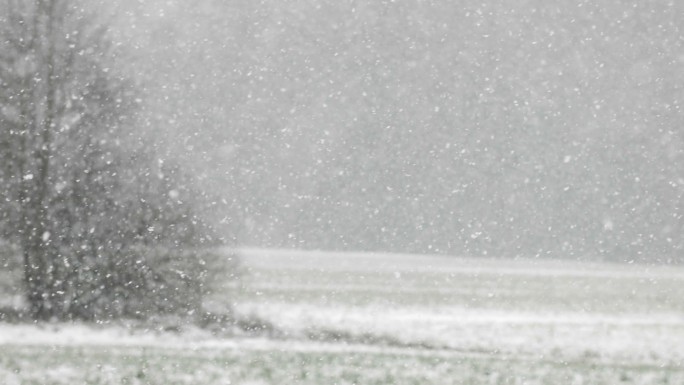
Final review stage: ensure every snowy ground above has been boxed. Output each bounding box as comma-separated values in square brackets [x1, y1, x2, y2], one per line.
[229, 248, 684, 366]
[1, 248, 684, 384]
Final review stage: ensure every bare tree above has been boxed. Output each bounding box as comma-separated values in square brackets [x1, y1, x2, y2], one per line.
[0, 0, 214, 321]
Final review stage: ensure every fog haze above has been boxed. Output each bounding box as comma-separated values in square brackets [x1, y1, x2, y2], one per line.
[109, 0, 683, 262]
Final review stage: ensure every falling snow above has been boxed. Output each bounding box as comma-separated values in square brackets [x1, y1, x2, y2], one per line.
[1, 0, 683, 384]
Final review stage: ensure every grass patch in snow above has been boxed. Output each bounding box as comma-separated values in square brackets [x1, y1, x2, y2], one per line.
[0, 343, 682, 385]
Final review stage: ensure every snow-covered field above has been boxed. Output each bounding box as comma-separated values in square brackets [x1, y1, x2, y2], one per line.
[1, 248, 683, 384]
[232, 249, 684, 363]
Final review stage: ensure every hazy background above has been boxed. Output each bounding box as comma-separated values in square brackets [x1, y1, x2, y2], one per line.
[106, 0, 683, 263]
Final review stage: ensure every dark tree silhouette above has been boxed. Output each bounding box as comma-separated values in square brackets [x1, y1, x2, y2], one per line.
[0, 0, 214, 321]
